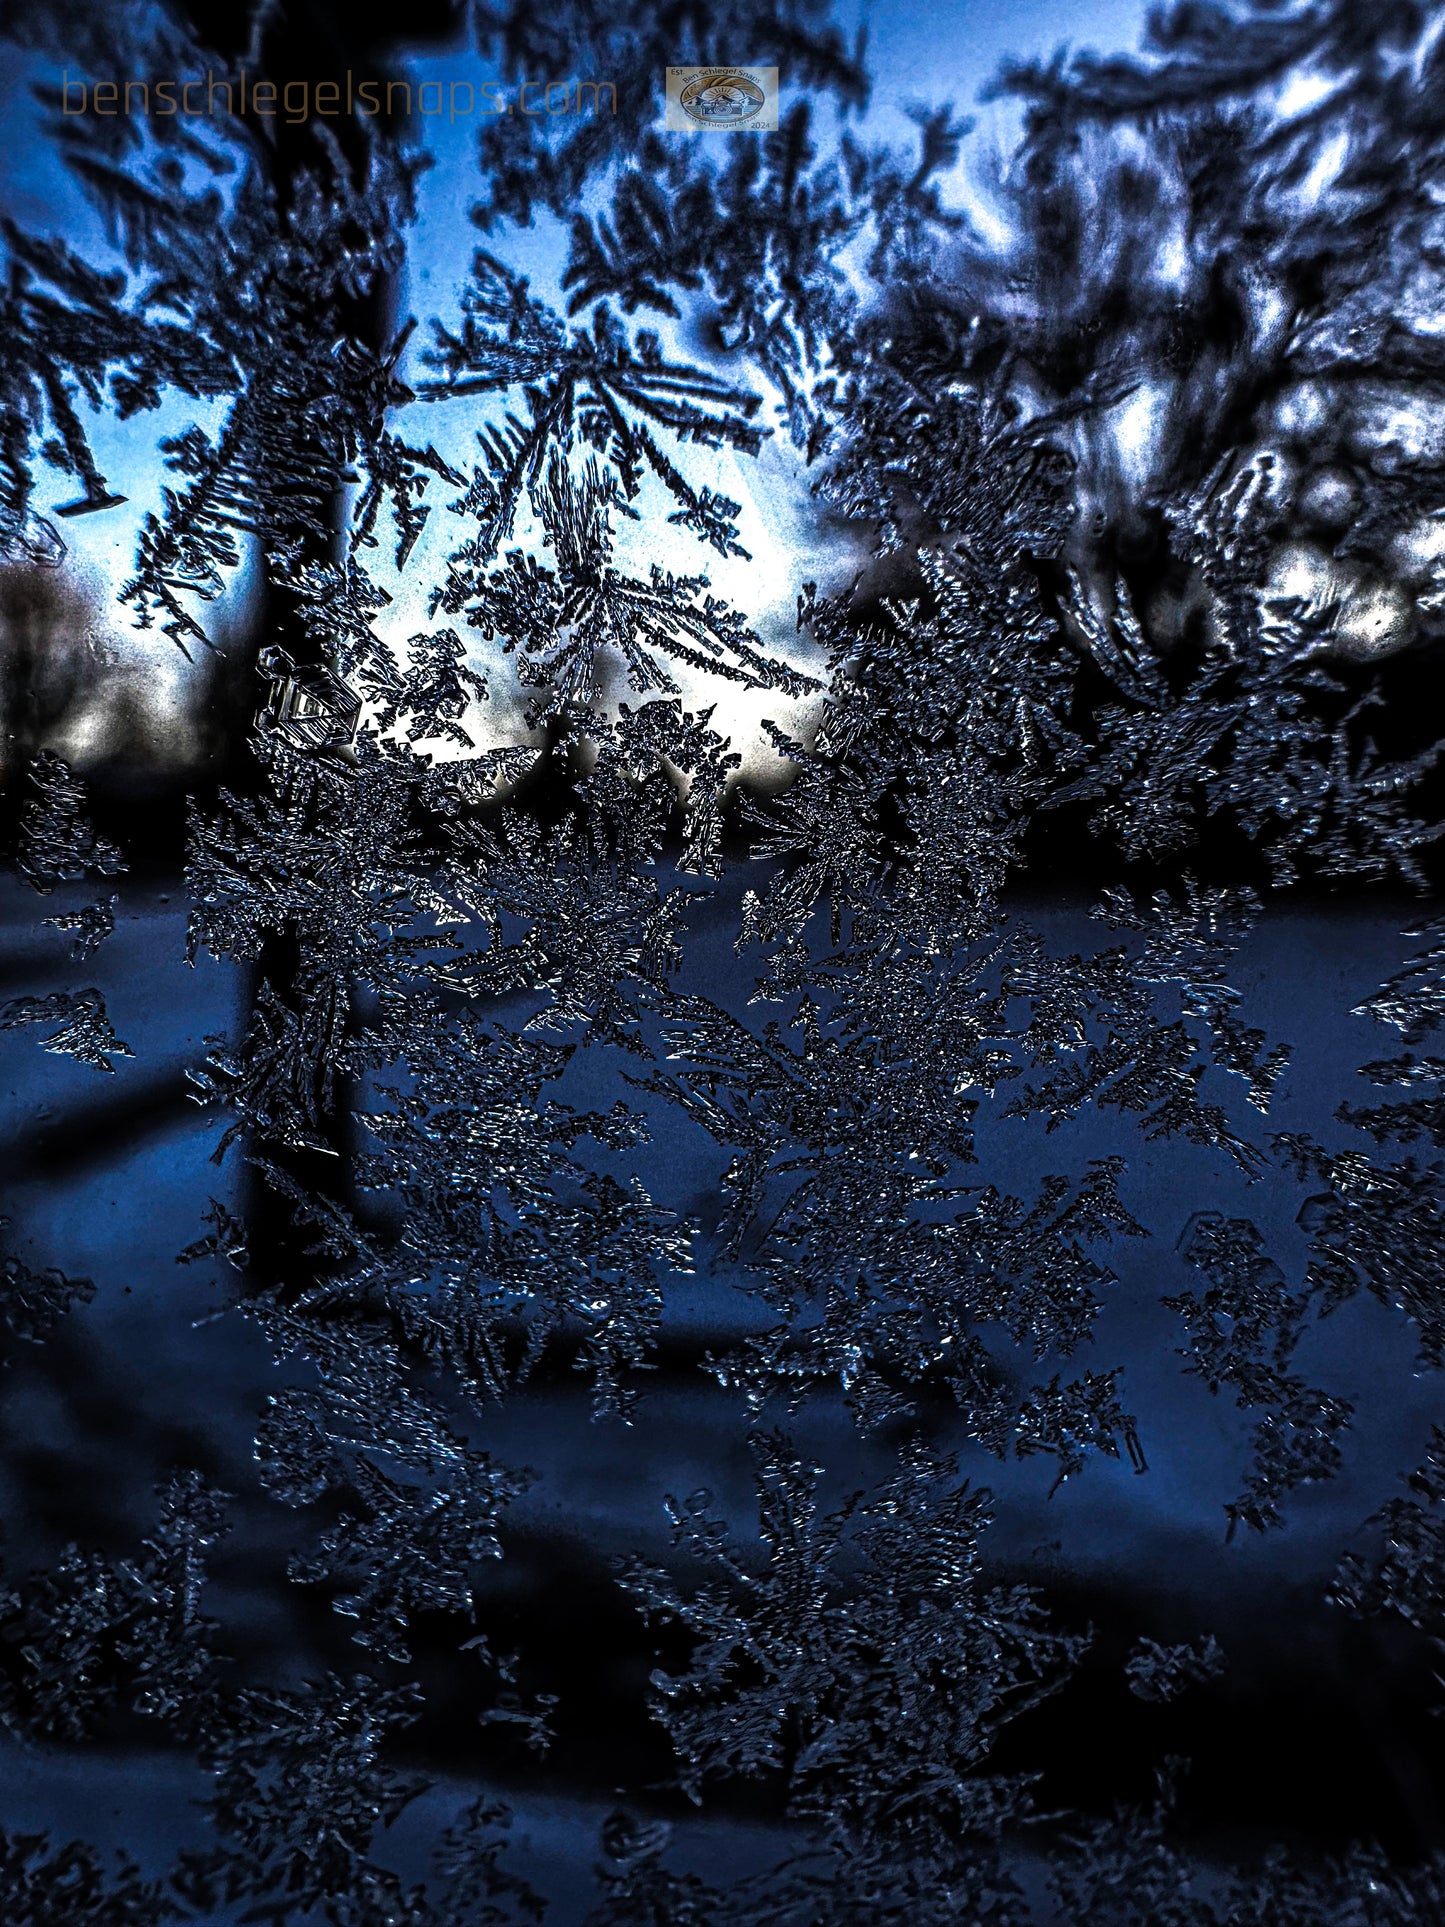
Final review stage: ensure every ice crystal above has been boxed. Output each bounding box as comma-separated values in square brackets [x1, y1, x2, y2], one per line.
[1124, 1635, 1227, 1704]
[0, 219, 142, 567]
[244, 1294, 533, 1657]
[999, 888, 1288, 1172]
[1170, 1210, 1352, 1536]
[620, 1435, 1086, 1857]
[14, 752, 125, 896]
[116, 155, 428, 655]
[1275, 1134, 1445, 1371]
[196, 1673, 429, 1922]
[1050, 1777, 1445, 1927]
[40, 895, 116, 961]
[1339, 916, 1445, 1149]
[0, 988, 133, 1072]
[0, 1831, 185, 1927]
[0, 1473, 227, 1745]
[427, 1799, 547, 1927]
[1331, 1427, 1445, 1635]
[0, 1229, 93, 1356]
[422, 253, 771, 562]
[441, 450, 812, 716]
[257, 645, 364, 754]
[585, 1813, 723, 1927]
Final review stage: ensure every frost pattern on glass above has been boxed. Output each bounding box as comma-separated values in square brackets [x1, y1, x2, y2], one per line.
[4, 0, 1445, 1918]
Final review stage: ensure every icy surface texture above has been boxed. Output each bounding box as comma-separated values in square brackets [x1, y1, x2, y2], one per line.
[3, 0, 1445, 1920]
